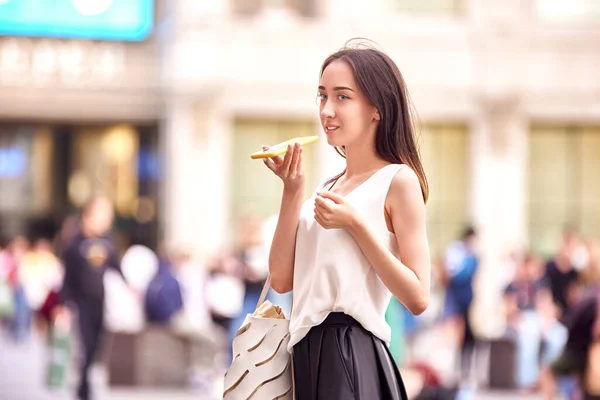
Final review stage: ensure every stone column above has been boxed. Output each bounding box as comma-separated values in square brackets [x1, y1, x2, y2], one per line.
[469, 95, 528, 337]
[161, 97, 233, 264]
[466, 0, 533, 337]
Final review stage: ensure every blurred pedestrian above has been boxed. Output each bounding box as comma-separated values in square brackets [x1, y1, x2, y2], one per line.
[441, 226, 478, 382]
[544, 229, 582, 324]
[7, 236, 32, 342]
[540, 288, 600, 400]
[19, 238, 63, 338]
[226, 213, 270, 357]
[504, 254, 567, 390]
[55, 197, 126, 400]
[0, 241, 17, 326]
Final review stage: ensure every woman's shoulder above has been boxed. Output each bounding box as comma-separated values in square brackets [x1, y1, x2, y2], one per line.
[383, 164, 425, 224]
[387, 164, 420, 197]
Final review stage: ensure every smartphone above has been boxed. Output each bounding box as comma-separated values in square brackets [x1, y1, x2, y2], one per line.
[250, 136, 319, 159]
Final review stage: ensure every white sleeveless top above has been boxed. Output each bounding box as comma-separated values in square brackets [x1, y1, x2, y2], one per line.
[288, 163, 406, 352]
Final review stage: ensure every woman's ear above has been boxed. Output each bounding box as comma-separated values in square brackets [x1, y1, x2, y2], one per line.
[374, 108, 381, 121]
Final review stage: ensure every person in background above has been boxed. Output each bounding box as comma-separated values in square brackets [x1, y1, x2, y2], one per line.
[540, 288, 600, 400]
[7, 236, 32, 342]
[579, 239, 600, 293]
[504, 254, 567, 391]
[542, 238, 600, 400]
[169, 249, 212, 337]
[544, 229, 581, 324]
[441, 226, 479, 383]
[19, 238, 63, 338]
[55, 197, 126, 400]
[0, 240, 18, 328]
[206, 249, 245, 342]
[226, 214, 270, 358]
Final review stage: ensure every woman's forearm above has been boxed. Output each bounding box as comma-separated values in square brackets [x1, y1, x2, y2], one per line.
[268, 187, 304, 293]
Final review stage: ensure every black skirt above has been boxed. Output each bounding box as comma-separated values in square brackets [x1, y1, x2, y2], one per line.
[292, 312, 408, 400]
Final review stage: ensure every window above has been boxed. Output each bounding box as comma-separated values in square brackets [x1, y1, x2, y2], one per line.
[386, 0, 463, 14]
[419, 125, 470, 261]
[528, 126, 600, 256]
[231, 0, 261, 15]
[0, 125, 53, 214]
[536, 0, 600, 23]
[231, 0, 318, 18]
[230, 119, 319, 236]
[71, 125, 140, 217]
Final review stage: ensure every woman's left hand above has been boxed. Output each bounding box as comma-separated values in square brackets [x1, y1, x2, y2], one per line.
[314, 191, 360, 230]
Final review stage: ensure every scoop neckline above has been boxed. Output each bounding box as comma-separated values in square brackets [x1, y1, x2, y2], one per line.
[327, 163, 398, 199]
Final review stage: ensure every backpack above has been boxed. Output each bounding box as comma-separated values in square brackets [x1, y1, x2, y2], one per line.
[144, 262, 183, 323]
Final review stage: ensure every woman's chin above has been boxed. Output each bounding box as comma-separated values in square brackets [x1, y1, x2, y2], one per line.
[325, 135, 343, 147]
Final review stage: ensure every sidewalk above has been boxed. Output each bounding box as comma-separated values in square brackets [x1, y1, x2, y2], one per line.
[0, 331, 214, 400]
[0, 328, 542, 400]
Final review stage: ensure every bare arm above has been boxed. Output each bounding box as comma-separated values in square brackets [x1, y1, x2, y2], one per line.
[315, 167, 430, 314]
[268, 188, 304, 293]
[262, 142, 305, 293]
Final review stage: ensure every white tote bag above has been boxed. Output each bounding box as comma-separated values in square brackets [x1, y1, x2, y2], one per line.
[223, 276, 293, 400]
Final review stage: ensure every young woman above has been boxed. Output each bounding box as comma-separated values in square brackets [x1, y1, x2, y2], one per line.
[262, 41, 431, 399]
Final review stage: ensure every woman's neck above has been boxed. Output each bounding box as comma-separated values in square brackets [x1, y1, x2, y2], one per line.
[343, 142, 389, 179]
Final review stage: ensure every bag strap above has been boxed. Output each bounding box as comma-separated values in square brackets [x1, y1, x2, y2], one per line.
[255, 274, 294, 316]
[256, 275, 272, 310]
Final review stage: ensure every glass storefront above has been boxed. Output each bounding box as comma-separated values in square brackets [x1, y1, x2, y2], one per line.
[529, 126, 600, 256]
[0, 123, 161, 249]
[419, 125, 470, 261]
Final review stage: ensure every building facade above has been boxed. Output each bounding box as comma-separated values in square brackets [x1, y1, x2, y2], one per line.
[1, 0, 599, 334]
[160, 0, 600, 334]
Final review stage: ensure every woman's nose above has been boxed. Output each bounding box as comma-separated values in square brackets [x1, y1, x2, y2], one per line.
[321, 102, 335, 119]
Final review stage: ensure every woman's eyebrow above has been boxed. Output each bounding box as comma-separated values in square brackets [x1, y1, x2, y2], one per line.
[318, 85, 355, 92]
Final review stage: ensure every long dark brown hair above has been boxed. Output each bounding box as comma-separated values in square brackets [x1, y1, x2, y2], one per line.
[321, 40, 429, 203]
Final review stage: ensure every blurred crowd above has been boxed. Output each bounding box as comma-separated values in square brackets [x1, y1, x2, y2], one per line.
[397, 227, 600, 399]
[1, 200, 599, 400]
[0, 201, 291, 399]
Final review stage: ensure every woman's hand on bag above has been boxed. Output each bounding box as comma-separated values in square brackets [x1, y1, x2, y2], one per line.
[262, 142, 305, 193]
[314, 191, 361, 230]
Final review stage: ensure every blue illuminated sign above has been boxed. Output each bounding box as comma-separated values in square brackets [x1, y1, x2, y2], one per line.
[138, 149, 161, 181]
[0, 0, 153, 42]
[0, 146, 27, 178]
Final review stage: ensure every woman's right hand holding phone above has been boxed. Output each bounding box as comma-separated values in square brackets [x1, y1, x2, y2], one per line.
[261, 142, 304, 293]
[262, 142, 304, 194]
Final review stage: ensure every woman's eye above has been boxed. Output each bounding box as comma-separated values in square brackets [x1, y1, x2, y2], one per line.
[338, 94, 349, 100]
[317, 93, 327, 101]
